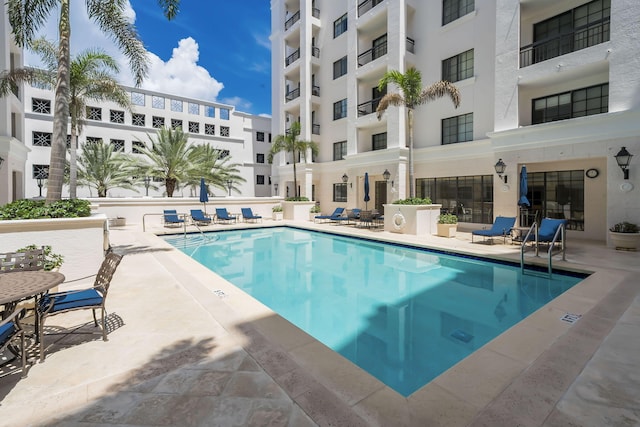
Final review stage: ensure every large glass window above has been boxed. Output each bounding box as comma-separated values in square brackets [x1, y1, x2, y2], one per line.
[525, 170, 584, 231]
[333, 56, 347, 79]
[333, 183, 347, 202]
[532, 83, 608, 124]
[334, 13, 347, 38]
[442, 0, 475, 25]
[372, 132, 387, 151]
[333, 99, 347, 120]
[333, 141, 347, 160]
[442, 113, 473, 144]
[442, 49, 474, 83]
[417, 175, 494, 224]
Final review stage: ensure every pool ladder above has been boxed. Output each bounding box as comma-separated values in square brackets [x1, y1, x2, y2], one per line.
[519, 222, 566, 278]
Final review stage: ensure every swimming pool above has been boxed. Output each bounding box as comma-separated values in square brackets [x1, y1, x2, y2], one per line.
[165, 227, 584, 396]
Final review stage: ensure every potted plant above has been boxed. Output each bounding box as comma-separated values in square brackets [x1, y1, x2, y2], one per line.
[437, 213, 458, 238]
[609, 221, 640, 250]
[272, 205, 283, 221]
[309, 204, 321, 221]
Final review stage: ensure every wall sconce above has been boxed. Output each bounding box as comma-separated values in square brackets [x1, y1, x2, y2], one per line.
[342, 173, 351, 188]
[614, 146, 633, 180]
[494, 159, 507, 183]
[383, 168, 393, 187]
[0, 156, 4, 169]
[226, 179, 233, 196]
[36, 177, 45, 198]
[143, 176, 151, 196]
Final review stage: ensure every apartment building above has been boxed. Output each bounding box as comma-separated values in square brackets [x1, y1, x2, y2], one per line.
[270, 0, 640, 242]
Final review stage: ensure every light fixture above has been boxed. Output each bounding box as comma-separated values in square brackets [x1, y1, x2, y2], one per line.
[342, 173, 351, 188]
[494, 159, 508, 184]
[226, 179, 233, 196]
[0, 156, 4, 169]
[382, 169, 393, 187]
[143, 176, 151, 196]
[614, 146, 633, 180]
[274, 183, 278, 194]
[36, 177, 45, 198]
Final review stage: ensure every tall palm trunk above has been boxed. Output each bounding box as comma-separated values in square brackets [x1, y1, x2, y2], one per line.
[292, 150, 298, 198]
[166, 177, 177, 197]
[408, 108, 415, 198]
[69, 125, 78, 198]
[47, 0, 71, 203]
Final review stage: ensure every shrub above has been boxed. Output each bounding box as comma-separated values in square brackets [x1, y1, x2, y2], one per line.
[438, 213, 458, 224]
[272, 205, 283, 212]
[610, 221, 639, 233]
[285, 196, 310, 202]
[15, 244, 64, 271]
[0, 199, 91, 220]
[392, 197, 432, 205]
[310, 205, 321, 213]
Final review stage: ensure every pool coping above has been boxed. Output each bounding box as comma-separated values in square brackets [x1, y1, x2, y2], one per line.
[152, 222, 636, 426]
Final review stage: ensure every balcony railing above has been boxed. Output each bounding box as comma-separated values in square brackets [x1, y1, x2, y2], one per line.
[406, 37, 415, 54]
[312, 46, 320, 58]
[358, 0, 383, 17]
[285, 48, 300, 66]
[285, 88, 300, 102]
[357, 97, 382, 116]
[312, 124, 320, 135]
[520, 18, 610, 67]
[312, 85, 320, 96]
[358, 41, 387, 66]
[312, 7, 320, 18]
[285, 10, 300, 30]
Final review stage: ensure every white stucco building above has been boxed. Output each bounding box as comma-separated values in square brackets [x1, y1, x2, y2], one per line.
[270, 0, 640, 243]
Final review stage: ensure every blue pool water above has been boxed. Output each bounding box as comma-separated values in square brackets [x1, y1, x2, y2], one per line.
[165, 227, 584, 396]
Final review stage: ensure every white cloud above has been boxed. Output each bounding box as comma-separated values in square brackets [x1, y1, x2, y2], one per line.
[220, 96, 253, 112]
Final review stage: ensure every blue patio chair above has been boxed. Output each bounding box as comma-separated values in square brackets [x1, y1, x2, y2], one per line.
[215, 208, 237, 224]
[38, 252, 123, 362]
[314, 207, 346, 223]
[472, 216, 516, 244]
[190, 209, 212, 226]
[163, 209, 185, 227]
[526, 218, 568, 244]
[0, 307, 27, 377]
[241, 208, 262, 223]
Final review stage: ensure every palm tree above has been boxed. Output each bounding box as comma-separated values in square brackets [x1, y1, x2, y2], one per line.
[376, 67, 461, 198]
[6, 0, 180, 203]
[76, 140, 136, 197]
[186, 144, 245, 195]
[269, 122, 319, 199]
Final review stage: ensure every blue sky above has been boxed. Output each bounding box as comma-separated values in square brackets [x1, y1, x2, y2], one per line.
[25, 1, 273, 116]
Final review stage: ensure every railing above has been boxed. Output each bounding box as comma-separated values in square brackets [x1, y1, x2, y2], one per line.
[312, 85, 320, 96]
[357, 97, 382, 116]
[358, 0, 383, 17]
[312, 46, 320, 58]
[285, 48, 300, 66]
[520, 18, 610, 67]
[312, 124, 320, 135]
[519, 222, 566, 278]
[285, 10, 300, 30]
[358, 41, 387, 66]
[312, 7, 320, 18]
[285, 88, 300, 102]
[406, 37, 415, 54]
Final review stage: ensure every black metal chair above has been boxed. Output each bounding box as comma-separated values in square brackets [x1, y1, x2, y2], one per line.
[0, 247, 45, 273]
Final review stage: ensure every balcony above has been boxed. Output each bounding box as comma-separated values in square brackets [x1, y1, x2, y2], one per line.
[358, 42, 387, 66]
[312, 124, 320, 135]
[520, 18, 609, 67]
[312, 7, 320, 18]
[285, 88, 300, 102]
[358, 0, 383, 17]
[406, 37, 415, 54]
[312, 46, 320, 58]
[285, 10, 300, 30]
[312, 85, 320, 96]
[285, 48, 300, 67]
[357, 98, 382, 117]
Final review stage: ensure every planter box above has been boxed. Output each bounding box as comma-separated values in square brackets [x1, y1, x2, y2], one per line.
[609, 231, 640, 250]
[437, 223, 457, 238]
[383, 204, 442, 235]
[272, 212, 283, 221]
[282, 201, 316, 221]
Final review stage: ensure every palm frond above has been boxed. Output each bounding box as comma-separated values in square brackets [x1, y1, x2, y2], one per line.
[418, 80, 461, 108]
[376, 93, 406, 120]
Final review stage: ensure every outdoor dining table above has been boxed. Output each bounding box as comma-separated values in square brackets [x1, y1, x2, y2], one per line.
[0, 271, 66, 321]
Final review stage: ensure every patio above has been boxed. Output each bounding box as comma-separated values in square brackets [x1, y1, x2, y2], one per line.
[0, 219, 638, 426]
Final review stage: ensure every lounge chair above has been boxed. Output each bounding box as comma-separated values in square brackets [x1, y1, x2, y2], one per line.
[0, 307, 27, 377]
[525, 218, 567, 244]
[241, 208, 262, 223]
[314, 207, 346, 223]
[347, 208, 361, 224]
[472, 216, 516, 244]
[215, 208, 237, 224]
[163, 209, 185, 227]
[38, 252, 123, 362]
[190, 209, 212, 226]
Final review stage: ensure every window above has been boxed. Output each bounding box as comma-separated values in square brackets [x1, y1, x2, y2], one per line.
[132, 113, 145, 127]
[256, 131, 265, 142]
[32, 131, 52, 147]
[333, 141, 347, 160]
[334, 13, 347, 38]
[219, 149, 230, 158]
[333, 98, 347, 120]
[442, 113, 473, 144]
[188, 102, 199, 115]
[188, 121, 199, 133]
[87, 107, 102, 121]
[152, 116, 165, 129]
[32, 98, 51, 114]
[132, 141, 146, 154]
[442, 49, 474, 82]
[220, 108, 230, 120]
[152, 95, 165, 109]
[170, 99, 183, 112]
[32, 164, 49, 179]
[220, 126, 230, 137]
[110, 139, 124, 152]
[110, 110, 125, 124]
[372, 34, 388, 61]
[256, 153, 265, 163]
[131, 91, 145, 106]
[532, 83, 608, 124]
[527, 170, 585, 231]
[416, 175, 494, 224]
[205, 124, 215, 135]
[86, 136, 102, 144]
[442, 0, 475, 26]
[372, 132, 387, 151]
[268, 133, 272, 143]
[257, 175, 265, 185]
[171, 119, 183, 130]
[204, 105, 215, 118]
[333, 183, 347, 202]
[333, 56, 347, 79]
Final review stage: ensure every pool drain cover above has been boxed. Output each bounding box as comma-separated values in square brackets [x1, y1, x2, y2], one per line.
[213, 289, 227, 298]
[450, 329, 474, 343]
[560, 313, 582, 324]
